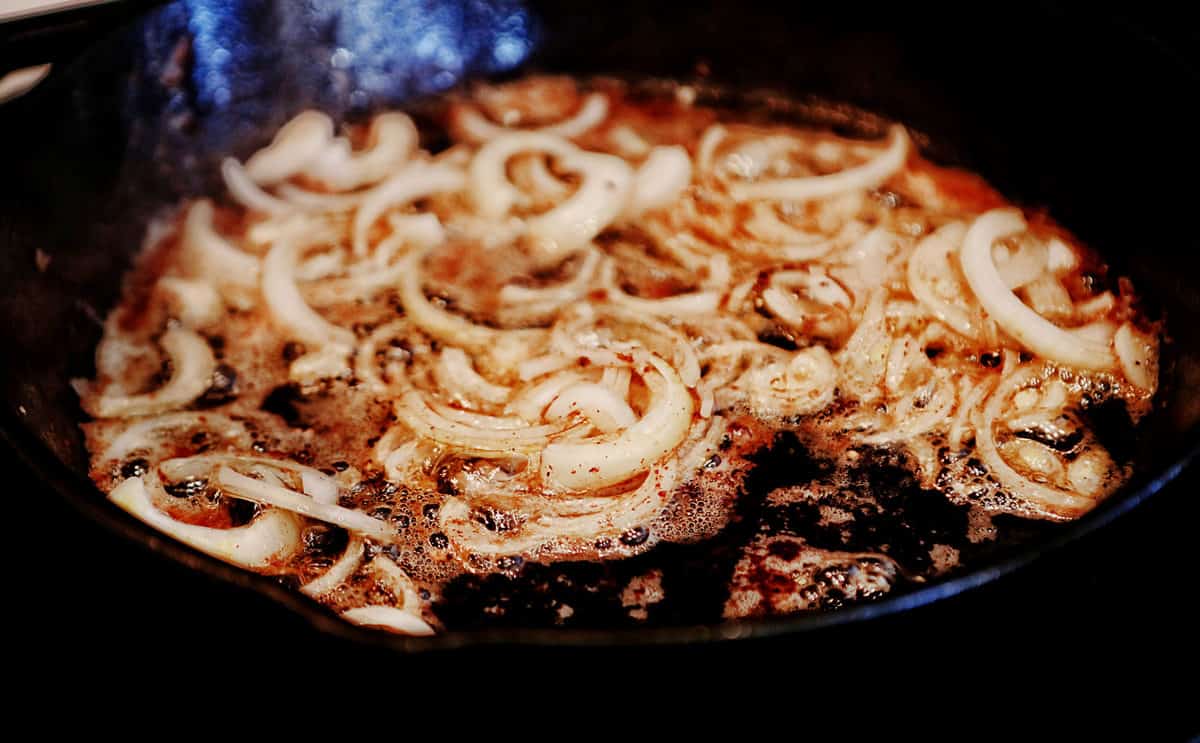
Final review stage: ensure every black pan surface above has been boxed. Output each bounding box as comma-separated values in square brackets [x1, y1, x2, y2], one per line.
[3, 0, 1200, 659]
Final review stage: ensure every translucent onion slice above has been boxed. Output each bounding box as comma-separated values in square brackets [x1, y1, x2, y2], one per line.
[861, 373, 958, 445]
[275, 183, 364, 212]
[551, 304, 701, 388]
[960, 209, 1115, 370]
[454, 92, 609, 143]
[545, 381, 637, 432]
[598, 259, 720, 317]
[469, 132, 634, 264]
[221, 158, 296, 215]
[216, 467, 395, 541]
[262, 233, 356, 349]
[159, 454, 339, 504]
[1114, 322, 1159, 392]
[244, 110, 334, 184]
[623, 145, 693, 218]
[439, 457, 678, 557]
[109, 476, 302, 569]
[973, 366, 1096, 518]
[434, 347, 513, 405]
[728, 125, 910, 202]
[180, 200, 261, 290]
[352, 161, 465, 257]
[540, 350, 693, 491]
[396, 245, 542, 368]
[158, 277, 223, 329]
[300, 535, 364, 598]
[354, 320, 412, 391]
[738, 345, 837, 420]
[906, 221, 982, 340]
[505, 370, 586, 421]
[498, 246, 601, 306]
[302, 112, 418, 190]
[85, 328, 216, 418]
[341, 606, 436, 636]
[395, 390, 572, 454]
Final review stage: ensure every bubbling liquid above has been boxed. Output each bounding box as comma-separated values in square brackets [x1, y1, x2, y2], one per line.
[79, 76, 1162, 634]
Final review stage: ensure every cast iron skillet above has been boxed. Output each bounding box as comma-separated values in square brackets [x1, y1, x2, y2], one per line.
[2, 0, 1199, 652]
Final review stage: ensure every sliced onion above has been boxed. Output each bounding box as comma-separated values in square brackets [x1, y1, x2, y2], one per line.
[960, 209, 1115, 370]
[948, 375, 995, 450]
[993, 238, 1048, 290]
[728, 125, 909, 202]
[1020, 274, 1073, 321]
[551, 304, 701, 388]
[301, 535, 364, 597]
[98, 412, 247, 465]
[454, 92, 609, 143]
[498, 246, 601, 307]
[737, 201, 848, 262]
[906, 221, 982, 340]
[837, 289, 890, 400]
[469, 132, 633, 264]
[288, 344, 352, 385]
[439, 457, 677, 557]
[1114, 322, 1159, 392]
[179, 200, 261, 290]
[396, 245, 542, 367]
[275, 183, 364, 212]
[427, 402, 531, 430]
[302, 112, 418, 190]
[396, 390, 572, 454]
[598, 258, 720, 317]
[505, 370, 586, 421]
[109, 475, 301, 569]
[353, 320, 412, 391]
[623, 145, 693, 219]
[262, 233, 355, 349]
[352, 161, 465, 257]
[862, 373, 957, 445]
[158, 277, 223, 329]
[85, 328, 216, 418]
[738, 345, 837, 419]
[696, 124, 727, 175]
[216, 467, 394, 541]
[244, 110, 334, 184]
[341, 606, 435, 636]
[540, 350, 693, 491]
[221, 158, 295, 215]
[545, 381, 637, 432]
[609, 124, 651, 157]
[973, 366, 1096, 518]
[434, 347, 512, 405]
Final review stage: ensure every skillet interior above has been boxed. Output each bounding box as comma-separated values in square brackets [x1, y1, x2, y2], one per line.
[2, 0, 1199, 650]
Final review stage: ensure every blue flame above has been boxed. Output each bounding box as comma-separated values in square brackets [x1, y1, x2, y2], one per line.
[175, 0, 536, 115]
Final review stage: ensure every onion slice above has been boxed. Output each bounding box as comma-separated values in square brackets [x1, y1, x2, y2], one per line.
[216, 467, 394, 541]
[244, 110, 334, 184]
[454, 92, 609, 143]
[728, 125, 909, 202]
[262, 233, 356, 349]
[960, 209, 1115, 370]
[85, 328, 216, 418]
[540, 350, 693, 491]
[109, 476, 302, 569]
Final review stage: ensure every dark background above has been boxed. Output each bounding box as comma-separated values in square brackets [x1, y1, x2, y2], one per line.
[2, 2, 1198, 729]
